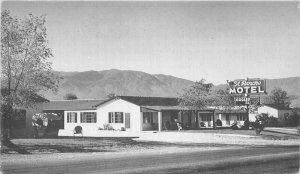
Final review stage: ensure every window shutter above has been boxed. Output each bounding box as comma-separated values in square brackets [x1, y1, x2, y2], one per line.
[109, 112, 111, 123]
[80, 112, 82, 123]
[121, 112, 124, 123]
[94, 112, 97, 123]
[75, 113, 77, 123]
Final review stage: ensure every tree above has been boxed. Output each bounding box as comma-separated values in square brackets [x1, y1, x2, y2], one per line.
[1, 10, 59, 143]
[178, 79, 213, 109]
[107, 93, 117, 99]
[64, 93, 78, 100]
[268, 88, 290, 107]
[178, 79, 233, 128]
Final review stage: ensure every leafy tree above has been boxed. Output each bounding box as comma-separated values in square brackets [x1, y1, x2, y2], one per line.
[212, 89, 235, 108]
[64, 93, 78, 100]
[178, 79, 213, 109]
[267, 88, 290, 107]
[178, 79, 234, 128]
[1, 10, 59, 143]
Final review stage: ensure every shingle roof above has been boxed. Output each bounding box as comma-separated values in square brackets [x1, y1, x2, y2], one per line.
[117, 96, 179, 106]
[264, 104, 292, 110]
[215, 109, 247, 114]
[141, 105, 189, 111]
[94, 96, 179, 107]
[42, 99, 108, 111]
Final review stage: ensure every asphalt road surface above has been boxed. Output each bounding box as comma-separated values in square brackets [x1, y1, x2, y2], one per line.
[2, 146, 299, 174]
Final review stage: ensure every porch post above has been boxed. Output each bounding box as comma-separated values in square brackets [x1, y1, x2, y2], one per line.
[212, 110, 216, 129]
[158, 111, 162, 132]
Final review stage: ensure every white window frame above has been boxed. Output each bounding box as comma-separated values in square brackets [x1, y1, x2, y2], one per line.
[80, 112, 97, 123]
[201, 114, 212, 121]
[109, 112, 124, 123]
[67, 112, 77, 123]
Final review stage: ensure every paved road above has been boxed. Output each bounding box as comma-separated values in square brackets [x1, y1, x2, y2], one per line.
[2, 146, 299, 174]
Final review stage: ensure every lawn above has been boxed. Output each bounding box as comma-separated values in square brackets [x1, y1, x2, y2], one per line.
[2, 138, 149, 154]
[2, 137, 227, 155]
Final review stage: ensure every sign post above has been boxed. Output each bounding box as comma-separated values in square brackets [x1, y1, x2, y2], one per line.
[227, 78, 267, 125]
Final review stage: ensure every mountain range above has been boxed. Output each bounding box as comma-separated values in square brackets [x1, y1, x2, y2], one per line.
[42, 69, 300, 107]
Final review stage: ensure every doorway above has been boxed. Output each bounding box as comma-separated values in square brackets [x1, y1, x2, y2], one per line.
[125, 113, 130, 129]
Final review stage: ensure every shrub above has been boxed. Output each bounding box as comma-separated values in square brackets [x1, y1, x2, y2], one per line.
[36, 118, 44, 127]
[216, 119, 222, 126]
[231, 122, 238, 130]
[200, 122, 205, 127]
[255, 113, 279, 127]
[250, 121, 264, 135]
[103, 124, 114, 130]
[74, 126, 82, 134]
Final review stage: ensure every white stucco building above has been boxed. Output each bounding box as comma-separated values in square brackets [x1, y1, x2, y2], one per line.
[42, 96, 249, 137]
[257, 104, 293, 121]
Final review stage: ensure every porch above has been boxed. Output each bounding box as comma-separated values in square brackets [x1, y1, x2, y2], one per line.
[141, 106, 216, 131]
[140, 106, 248, 131]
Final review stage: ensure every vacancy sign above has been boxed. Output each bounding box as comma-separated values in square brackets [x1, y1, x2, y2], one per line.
[228, 79, 267, 95]
[235, 97, 250, 105]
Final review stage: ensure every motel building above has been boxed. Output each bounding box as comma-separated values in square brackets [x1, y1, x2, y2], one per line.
[41, 96, 248, 137]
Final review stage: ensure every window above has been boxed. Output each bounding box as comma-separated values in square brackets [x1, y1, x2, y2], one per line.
[237, 114, 247, 121]
[143, 112, 154, 124]
[201, 114, 212, 121]
[109, 112, 123, 123]
[80, 112, 97, 123]
[67, 112, 77, 123]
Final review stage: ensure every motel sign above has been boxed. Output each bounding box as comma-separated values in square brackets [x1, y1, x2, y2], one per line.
[228, 79, 266, 95]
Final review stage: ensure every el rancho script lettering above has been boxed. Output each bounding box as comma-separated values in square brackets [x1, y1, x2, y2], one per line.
[228, 79, 266, 94]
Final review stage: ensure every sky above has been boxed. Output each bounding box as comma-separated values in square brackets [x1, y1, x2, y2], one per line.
[2, 1, 300, 85]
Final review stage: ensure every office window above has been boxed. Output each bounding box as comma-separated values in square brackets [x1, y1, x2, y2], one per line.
[109, 112, 123, 123]
[80, 112, 97, 123]
[201, 114, 212, 121]
[67, 112, 77, 123]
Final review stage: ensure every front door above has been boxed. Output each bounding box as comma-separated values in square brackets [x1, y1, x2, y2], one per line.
[125, 113, 130, 129]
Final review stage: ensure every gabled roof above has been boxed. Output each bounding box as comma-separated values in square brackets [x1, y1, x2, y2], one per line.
[263, 104, 292, 110]
[118, 96, 179, 106]
[94, 96, 179, 107]
[42, 99, 108, 111]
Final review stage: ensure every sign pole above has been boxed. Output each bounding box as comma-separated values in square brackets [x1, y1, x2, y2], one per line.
[245, 94, 250, 122]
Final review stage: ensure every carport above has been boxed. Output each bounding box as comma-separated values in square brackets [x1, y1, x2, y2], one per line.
[141, 106, 192, 131]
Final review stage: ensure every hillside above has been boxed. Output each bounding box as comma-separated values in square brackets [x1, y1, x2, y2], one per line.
[43, 70, 300, 107]
[43, 69, 194, 100]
